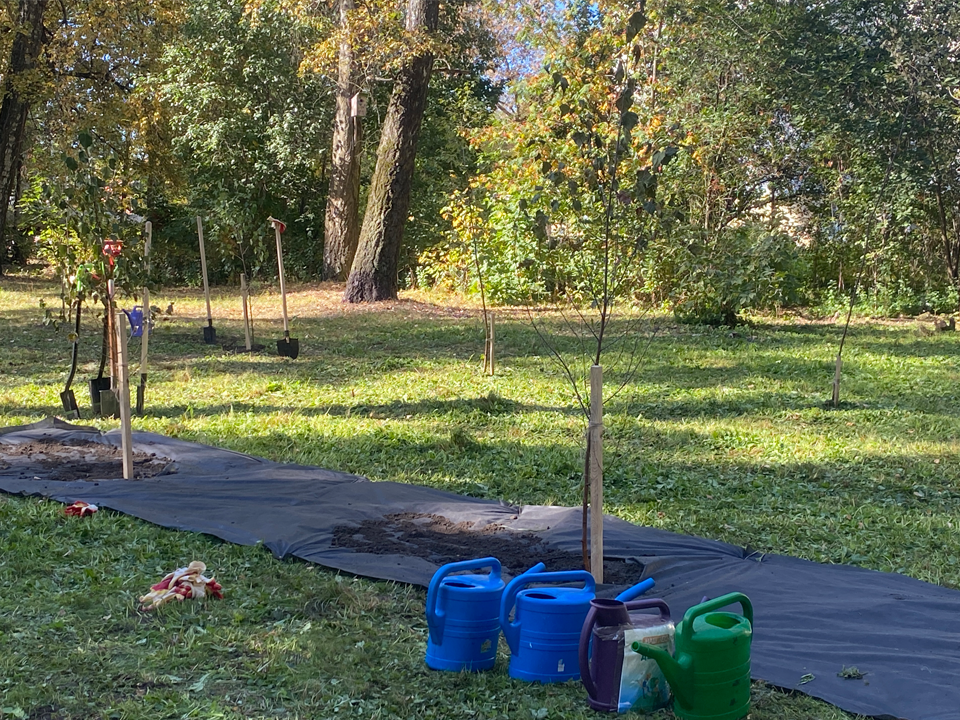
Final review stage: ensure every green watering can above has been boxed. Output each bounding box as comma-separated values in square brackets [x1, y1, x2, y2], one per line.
[631, 592, 753, 720]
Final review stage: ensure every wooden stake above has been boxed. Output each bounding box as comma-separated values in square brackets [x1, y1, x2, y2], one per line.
[589, 364, 604, 584]
[197, 216, 215, 337]
[115, 311, 134, 479]
[107, 279, 118, 390]
[832, 354, 842, 407]
[137, 222, 151, 415]
[488, 312, 495, 376]
[241, 273, 252, 351]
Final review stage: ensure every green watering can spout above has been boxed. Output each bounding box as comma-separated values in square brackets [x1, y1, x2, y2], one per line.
[630, 640, 695, 709]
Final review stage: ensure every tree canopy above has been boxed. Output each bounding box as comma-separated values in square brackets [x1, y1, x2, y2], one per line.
[1, 0, 958, 318]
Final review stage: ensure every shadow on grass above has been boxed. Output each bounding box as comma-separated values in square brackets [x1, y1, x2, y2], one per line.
[5, 293, 960, 426]
[5, 385, 959, 432]
[154, 395, 579, 419]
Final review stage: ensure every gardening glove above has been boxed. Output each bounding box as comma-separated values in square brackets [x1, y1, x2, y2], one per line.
[139, 560, 224, 611]
[64, 501, 98, 517]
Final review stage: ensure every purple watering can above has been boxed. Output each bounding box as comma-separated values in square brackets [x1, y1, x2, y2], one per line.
[579, 584, 671, 712]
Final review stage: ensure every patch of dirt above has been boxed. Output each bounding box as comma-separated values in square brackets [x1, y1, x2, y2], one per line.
[332, 512, 644, 585]
[0, 438, 174, 481]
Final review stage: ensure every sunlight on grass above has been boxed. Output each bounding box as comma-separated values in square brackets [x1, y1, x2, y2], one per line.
[2, 275, 954, 719]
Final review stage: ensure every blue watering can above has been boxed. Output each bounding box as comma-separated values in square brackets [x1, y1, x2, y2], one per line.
[500, 569, 596, 682]
[425, 557, 508, 672]
[122, 306, 147, 338]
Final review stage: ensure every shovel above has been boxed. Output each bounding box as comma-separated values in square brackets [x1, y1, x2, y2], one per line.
[197, 215, 217, 344]
[136, 221, 151, 414]
[269, 216, 299, 359]
[60, 299, 82, 419]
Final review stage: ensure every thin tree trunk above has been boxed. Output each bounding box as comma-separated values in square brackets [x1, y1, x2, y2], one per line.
[343, 0, 439, 303]
[322, 0, 362, 281]
[933, 173, 960, 287]
[0, 0, 48, 275]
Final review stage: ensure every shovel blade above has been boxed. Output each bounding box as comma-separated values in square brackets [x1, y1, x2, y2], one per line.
[203, 325, 217, 344]
[60, 390, 80, 419]
[277, 337, 299, 359]
[100, 389, 120, 419]
[88, 377, 111, 416]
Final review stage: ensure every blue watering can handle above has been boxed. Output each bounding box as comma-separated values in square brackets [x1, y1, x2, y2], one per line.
[615, 577, 655, 602]
[426, 557, 501, 645]
[502, 569, 596, 617]
[498, 561, 549, 652]
[681, 592, 753, 646]
[500, 569, 596, 649]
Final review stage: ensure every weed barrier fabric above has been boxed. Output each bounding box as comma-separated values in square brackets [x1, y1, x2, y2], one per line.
[1, 420, 959, 720]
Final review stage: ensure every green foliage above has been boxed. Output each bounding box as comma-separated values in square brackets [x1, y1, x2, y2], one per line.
[154, 0, 333, 284]
[421, 0, 960, 320]
[22, 134, 148, 311]
[403, 74, 502, 289]
[648, 225, 807, 326]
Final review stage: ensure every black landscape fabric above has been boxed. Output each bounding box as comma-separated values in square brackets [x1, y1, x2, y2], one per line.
[2, 419, 959, 720]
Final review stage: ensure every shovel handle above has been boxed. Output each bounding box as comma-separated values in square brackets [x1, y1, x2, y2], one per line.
[241, 273, 252, 351]
[271, 218, 289, 334]
[141, 221, 151, 374]
[196, 216, 213, 324]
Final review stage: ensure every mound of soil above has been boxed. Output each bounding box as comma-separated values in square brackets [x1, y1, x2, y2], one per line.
[0, 439, 174, 481]
[332, 512, 644, 584]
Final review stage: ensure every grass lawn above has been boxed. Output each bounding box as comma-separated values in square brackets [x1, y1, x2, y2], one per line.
[2, 271, 959, 719]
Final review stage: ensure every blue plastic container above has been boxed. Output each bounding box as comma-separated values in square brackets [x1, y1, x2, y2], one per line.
[425, 557, 505, 672]
[500, 569, 597, 683]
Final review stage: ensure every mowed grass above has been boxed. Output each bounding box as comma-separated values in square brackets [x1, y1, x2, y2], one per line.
[2, 271, 959, 720]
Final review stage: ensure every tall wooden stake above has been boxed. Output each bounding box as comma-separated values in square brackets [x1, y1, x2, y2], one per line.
[115, 311, 134, 479]
[487, 312, 495, 376]
[137, 222, 151, 415]
[589, 364, 604, 584]
[832, 354, 843, 407]
[107, 279, 118, 389]
[241, 273, 252, 351]
[197, 216, 216, 343]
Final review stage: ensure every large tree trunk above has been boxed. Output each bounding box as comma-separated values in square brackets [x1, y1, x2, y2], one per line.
[0, 0, 48, 275]
[322, 0, 362, 280]
[343, 0, 438, 303]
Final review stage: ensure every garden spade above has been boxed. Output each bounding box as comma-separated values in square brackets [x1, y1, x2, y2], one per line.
[197, 215, 217, 344]
[269, 216, 299, 359]
[136, 221, 152, 414]
[60, 300, 82, 419]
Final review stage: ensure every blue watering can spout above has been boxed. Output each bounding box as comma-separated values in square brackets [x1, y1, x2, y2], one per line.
[615, 577, 655, 602]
